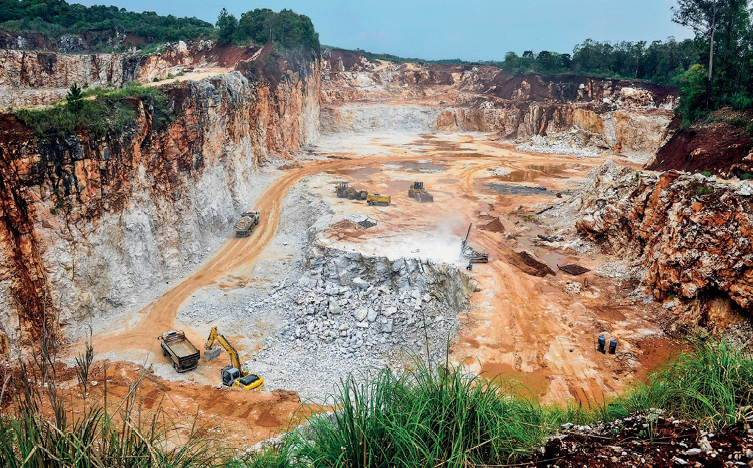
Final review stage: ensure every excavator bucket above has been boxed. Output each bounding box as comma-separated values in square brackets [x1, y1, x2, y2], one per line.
[205, 347, 221, 361]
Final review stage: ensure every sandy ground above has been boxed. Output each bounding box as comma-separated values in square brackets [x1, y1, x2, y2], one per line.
[58, 131, 674, 447]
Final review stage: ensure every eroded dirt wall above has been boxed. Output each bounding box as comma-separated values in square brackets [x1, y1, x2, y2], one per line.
[0, 58, 321, 351]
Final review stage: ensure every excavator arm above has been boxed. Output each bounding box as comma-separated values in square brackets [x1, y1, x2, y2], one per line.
[205, 326, 243, 371]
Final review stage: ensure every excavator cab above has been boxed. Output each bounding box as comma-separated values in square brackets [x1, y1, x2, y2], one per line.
[335, 182, 349, 198]
[222, 366, 240, 386]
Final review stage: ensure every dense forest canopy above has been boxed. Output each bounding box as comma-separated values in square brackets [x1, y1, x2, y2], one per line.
[0, 0, 216, 45]
[216, 7, 319, 51]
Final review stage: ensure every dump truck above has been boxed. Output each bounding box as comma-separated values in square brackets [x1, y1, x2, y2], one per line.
[408, 181, 434, 202]
[335, 182, 367, 200]
[460, 224, 489, 263]
[205, 326, 264, 391]
[234, 211, 260, 237]
[366, 193, 391, 206]
[159, 330, 200, 373]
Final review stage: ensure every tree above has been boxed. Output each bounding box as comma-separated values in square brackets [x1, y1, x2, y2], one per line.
[65, 82, 84, 112]
[216, 8, 237, 44]
[677, 64, 709, 123]
[672, 0, 719, 106]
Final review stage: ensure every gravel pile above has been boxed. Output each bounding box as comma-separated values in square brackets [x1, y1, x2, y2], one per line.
[516, 127, 607, 157]
[245, 245, 472, 402]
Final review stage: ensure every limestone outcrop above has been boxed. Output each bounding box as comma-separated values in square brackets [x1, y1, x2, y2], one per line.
[573, 162, 753, 321]
[0, 55, 320, 348]
[320, 49, 677, 160]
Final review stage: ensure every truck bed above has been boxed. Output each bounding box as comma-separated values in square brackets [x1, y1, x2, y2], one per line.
[167, 339, 199, 358]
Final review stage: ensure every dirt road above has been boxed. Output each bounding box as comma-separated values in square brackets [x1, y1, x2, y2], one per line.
[75, 132, 673, 445]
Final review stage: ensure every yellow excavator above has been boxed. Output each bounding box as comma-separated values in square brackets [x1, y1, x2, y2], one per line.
[204, 327, 264, 391]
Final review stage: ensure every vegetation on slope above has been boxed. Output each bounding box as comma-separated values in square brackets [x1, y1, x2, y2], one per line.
[0, 1, 320, 53]
[16, 82, 173, 139]
[1, 338, 750, 466]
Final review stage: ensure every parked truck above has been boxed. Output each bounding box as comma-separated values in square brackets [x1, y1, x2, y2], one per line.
[234, 211, 260, 237]
[159, 330, 200, 373]
[366, 193, 391, 206]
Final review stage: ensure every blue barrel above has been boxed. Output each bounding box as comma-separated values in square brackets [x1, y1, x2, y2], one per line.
[609, 339, 618, 354]
[597, 336, 606, 353]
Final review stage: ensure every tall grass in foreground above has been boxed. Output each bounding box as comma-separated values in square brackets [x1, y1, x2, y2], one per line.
[290, 364, 564, 467]
[623, 338, 753, 427]
[270, 339, 753, 467]
[1, 338, 751, 467]
[0, 333, 217, 467]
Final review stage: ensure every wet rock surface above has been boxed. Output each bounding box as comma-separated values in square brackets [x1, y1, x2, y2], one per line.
[526, 411, 753, 467]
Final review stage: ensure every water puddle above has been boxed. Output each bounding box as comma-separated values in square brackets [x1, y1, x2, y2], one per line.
[487, 182, 549, 196]
[527, 164, 567, 175]
[497, 170, 542, 182]
[338, 167, 382, 179]
[396, 161, 447, 173]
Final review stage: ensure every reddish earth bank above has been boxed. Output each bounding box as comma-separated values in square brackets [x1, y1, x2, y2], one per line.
[648, 110, 753, 177]
[575, 162, 753, 324]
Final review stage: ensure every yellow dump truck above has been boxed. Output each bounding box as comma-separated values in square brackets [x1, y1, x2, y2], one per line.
[366, 193, 391, 206]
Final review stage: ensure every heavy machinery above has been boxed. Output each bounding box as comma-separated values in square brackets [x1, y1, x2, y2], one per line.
[335, 182, 367, 200]
[159, 330, 200, 373]
[204, 326, 264, 391]
[408, 181, 434, 202]
[460, 223, 489, 263]
[366, 193, 391, 206]
[234, 211, 260, 237]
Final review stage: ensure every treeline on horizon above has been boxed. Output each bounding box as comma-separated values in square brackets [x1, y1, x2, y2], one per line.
[0, 0, 215, 45]
[1, 0, 751, 124]
[0, 0, 320, 52]
[345, 1, 753, 124]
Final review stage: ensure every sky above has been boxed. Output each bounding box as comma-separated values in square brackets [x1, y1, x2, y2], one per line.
[77, 0, 693, 61]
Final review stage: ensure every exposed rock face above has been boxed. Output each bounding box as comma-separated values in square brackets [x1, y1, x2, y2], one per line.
[320, 49, 677, 159]
[0, 57, 320, 349]
[573, 162, 753, 320]
[0, 41, 262, 107]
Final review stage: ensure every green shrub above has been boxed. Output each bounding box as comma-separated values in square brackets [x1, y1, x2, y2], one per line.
[696, 185, 714, 196]
[701, 170, 712, 177]
[18, 83, 172, 139]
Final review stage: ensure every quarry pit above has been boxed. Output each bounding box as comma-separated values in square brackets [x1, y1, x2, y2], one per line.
[4, 44, 750, 450]
[61, 132, 672, 446]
